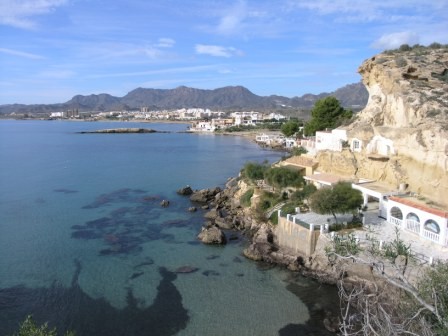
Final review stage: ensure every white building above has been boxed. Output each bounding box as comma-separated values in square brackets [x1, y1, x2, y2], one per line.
[386, 195, 448, 247]
[231, 112, 261, 126]
[50, 112, 65, 118]
[366, 135, 396, 156]
[315, 129, 347, 152]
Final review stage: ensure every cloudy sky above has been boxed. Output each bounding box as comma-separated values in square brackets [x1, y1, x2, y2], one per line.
[1, 0, 447, 104]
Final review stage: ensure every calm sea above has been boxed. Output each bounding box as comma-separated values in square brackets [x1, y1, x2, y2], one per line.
[0, 120, 338, 336]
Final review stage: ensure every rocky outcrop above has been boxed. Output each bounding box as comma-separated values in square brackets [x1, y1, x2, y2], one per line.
[77, 128, 160, 133]
[177, 186, 193, 196]
[189, 187, 222, 204]
[197, 226, 227, 244]
[160, 200, 170, 207]
[318, 47, 448, 207]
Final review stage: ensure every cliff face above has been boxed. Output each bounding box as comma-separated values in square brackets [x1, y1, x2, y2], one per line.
[317, 47, 448, 206]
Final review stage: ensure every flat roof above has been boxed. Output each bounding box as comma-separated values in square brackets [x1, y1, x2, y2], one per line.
[353, 181, 398, 195]
[304, 173, 353, 185]
[389, 196, 448, 219]
[283, 155, 318, 168]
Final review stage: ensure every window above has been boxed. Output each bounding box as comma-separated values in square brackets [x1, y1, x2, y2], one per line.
[390, 206, 403, 219]
[351, 139, 362, 152]
[424, 220, 440, 234]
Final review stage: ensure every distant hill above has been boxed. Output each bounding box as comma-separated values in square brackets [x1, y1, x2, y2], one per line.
[0, 82, 368, 115]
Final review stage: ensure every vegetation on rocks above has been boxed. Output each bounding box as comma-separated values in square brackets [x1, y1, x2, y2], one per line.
[264, 166, 304, 191]
[240, 188, 254, 207]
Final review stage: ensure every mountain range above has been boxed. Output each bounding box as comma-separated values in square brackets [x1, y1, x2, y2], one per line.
[0, 82, 368, 115]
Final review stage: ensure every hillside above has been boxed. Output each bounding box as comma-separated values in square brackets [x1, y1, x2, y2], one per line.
[316, 45, 448, 206]
[0, 83, 367, 115]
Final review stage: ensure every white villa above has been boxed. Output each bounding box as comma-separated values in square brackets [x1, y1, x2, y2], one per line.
[386, 195, 448, 247]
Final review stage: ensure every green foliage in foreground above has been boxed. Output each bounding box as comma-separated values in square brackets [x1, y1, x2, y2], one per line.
[14, 315, 75, 336]
[419, 261, 448, 334]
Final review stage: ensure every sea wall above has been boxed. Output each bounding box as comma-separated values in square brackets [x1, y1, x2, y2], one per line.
[276, 215, 320, 256]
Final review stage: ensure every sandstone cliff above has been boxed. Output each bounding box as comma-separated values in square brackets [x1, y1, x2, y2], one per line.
[316, 46, 448, 207]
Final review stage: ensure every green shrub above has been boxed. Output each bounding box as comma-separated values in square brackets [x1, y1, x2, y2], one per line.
[281, 202, 298, 214]
[395, 56, 408, 67]
[269, 211, 279, 225]
[14, 315, 75, 336]
[241, 161, 268, 182]
[240, 188, 254, 207]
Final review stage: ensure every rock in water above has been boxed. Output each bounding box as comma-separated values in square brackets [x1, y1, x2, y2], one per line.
[197, 226, 227, 245]
[177, 185, 193, 195]
[175, 266, 199, 274]
[160, 200, 170, 207]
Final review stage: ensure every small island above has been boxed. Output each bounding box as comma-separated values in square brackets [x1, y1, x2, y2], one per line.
[77, 128, 165, 134]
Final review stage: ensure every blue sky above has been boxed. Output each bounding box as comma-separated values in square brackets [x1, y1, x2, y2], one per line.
[1, 0, 447, 104]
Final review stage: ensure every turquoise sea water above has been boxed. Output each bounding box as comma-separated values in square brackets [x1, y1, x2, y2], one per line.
[0, 120, 338, 336]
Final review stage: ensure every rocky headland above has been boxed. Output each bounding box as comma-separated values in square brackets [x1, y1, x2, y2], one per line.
[177, 46, 448, 334]
[317, 46, 448, 207]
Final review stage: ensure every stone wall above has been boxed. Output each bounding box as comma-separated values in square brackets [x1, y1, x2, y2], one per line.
[276, 215, 320, 256]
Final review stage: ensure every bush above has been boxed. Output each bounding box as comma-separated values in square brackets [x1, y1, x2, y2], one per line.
[264, 166, 304, 190]
[395, 56, 408, 67]
[281, 202, 298, 214]
[269, 211, 279, 225]
[241, 161, 268, 182]
[240, 188, 254, 207]
[14, 315, 75, 336]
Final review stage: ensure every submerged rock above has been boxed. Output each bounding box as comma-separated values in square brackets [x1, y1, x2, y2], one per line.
[175, 266, 199, 274]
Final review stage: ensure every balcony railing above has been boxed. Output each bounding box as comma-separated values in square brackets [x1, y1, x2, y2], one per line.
[405, 219, 420, 234]
[423, 229, 440, 243]
[390, 217, 403, 227]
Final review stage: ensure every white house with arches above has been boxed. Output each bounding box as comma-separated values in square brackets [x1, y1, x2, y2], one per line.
[386, 195, 448, 247]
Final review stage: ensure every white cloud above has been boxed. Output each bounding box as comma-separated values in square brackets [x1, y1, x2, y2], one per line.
[0, 47, 45, 59]
[216, 0, 248, 35]
[371, 31, 420, 49]
[156, 38, 175, 48]
[0, 0, 68, 29]
[195, 44, 243, 58]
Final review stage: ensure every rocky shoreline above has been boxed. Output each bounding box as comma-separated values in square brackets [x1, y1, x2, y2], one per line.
[177, 179, 340, 286]
[177, 179, 342, 333]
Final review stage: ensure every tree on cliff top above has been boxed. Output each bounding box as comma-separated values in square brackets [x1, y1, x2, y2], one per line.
[308, 182, 362, 223]
[304, 97, 352, 136]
